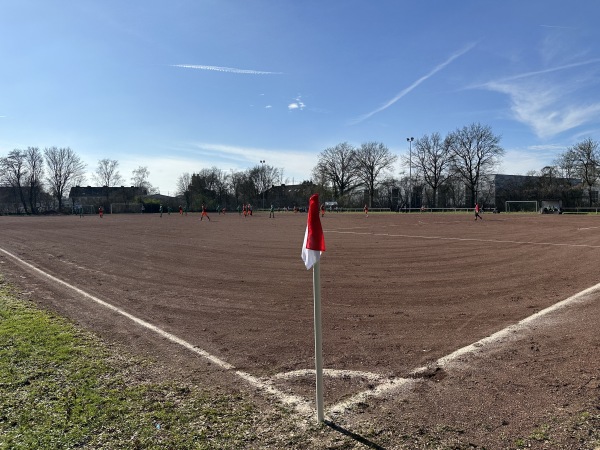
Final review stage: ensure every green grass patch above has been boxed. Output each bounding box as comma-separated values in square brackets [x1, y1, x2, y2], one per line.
[0, 278, 282, 449]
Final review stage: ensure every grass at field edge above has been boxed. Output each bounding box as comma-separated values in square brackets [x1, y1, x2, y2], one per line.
[1, 273, 598, 450]
[0, 276, 308, 450]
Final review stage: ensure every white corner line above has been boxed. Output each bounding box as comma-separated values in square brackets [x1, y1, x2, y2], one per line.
[327, 280, 600, 415]
[272, 369, 384, 382]
[327, 230, 600, 249]
[0, 247, 314, 417]
[432, 280, 600, 369]
[5, 245, 599, 422]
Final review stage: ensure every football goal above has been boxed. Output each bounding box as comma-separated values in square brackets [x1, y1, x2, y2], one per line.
[505, 200, 539, 213]
[110, 203, 144, 214]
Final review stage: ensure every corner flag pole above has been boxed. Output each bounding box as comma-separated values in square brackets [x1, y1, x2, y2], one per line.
[313, 260, 324, 423]
[301, 192, 326, 423]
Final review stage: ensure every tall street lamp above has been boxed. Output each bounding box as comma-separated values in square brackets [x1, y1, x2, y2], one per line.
[260, 160, 266, 209]
[406, 137, 414, 212]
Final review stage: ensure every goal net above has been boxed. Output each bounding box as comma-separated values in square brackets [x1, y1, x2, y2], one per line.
[505, 200, 539, 213]
[72, 204, 97, 215]
[110, 203, 144, 214]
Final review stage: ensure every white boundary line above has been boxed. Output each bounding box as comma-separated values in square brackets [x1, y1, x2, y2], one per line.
[2, 245, 600, 422]
[328, 280, 600, 416]
[272, 368, 384, 382]
[0, 247, 314, 417]
[327, 230, 600, 249]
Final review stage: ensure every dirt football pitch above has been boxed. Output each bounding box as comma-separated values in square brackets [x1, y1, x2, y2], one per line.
[1, 210, 599, 449]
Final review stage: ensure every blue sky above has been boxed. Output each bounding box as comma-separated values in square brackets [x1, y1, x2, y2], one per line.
[2, 1, 600, 195]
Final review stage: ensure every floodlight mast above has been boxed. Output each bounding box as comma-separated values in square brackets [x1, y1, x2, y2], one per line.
[407, 137, 414, 212]
[260, 160, 266, 209]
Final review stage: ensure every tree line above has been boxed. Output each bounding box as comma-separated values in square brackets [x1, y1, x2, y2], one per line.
[535, 137, 600, 207]
[313, 122, 505, 208]
[0, 147, 153, 214]
[2, 125, 599, 214]
[180, 122, 507, 211]
[314, 125, 600, 209]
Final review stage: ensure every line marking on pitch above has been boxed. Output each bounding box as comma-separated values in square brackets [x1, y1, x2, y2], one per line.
[327, 280, 600, 416]
[0, 247, 313, 417]
[327, 230, 600, 249]
[272, 369, 384, 382]
[4, 245, 600, 422]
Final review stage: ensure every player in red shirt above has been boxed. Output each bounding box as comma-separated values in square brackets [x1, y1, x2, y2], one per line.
[474, 203, 483, 221]
[200, 204, 210, 221]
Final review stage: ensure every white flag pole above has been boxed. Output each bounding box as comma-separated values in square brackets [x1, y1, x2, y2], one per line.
[313, 259, 324, 423]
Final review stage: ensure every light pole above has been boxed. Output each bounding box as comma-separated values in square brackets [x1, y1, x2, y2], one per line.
[406, 137, 413, 212]
[260, 160, 266, 209]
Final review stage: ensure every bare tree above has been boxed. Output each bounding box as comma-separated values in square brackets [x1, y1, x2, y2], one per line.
[247, 163, 280, 208]
[176, 172, 192, 209]
[44, 146, 86, 211]
[554, 152, 577, 179]
[192, 167, 220, 192]
[188, 167, 231, 209]
[213, 168, 230, 207]
[94, 159, 124, 188]
[563, 138, 600, 206]
[24, 147, 44, 214]
[313, 142, 359, 201]
[176, 172, 191, 195]
[354, 142, 397, 207]
[377, 176, 400, 209]
[447, 123, 504, 207]
[131, 166, 153, 193]
[229, 170, 249, 205]
[0, 149, 29, 213]
[410, 133, 452, 208]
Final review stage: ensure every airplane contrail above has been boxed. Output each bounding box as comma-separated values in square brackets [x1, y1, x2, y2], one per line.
[351, 42, 476, 124]
[172, 64, 283, 75]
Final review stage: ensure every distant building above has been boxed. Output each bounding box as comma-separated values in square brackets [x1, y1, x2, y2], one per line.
[265, 182, 317, 209]
[0, 186, 20, 214]
[487, 174, 582, 211]
[68, 186, 147, 212]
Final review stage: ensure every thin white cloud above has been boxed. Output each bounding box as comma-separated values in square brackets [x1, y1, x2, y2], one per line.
[480, 59, 600, 139]
[187, 142, 314, 181]
[498, 144, 568, 175]
[172, 64, 283, 75]
[111, 142, 314, 194]
[288, 96, 305, 111]
[540, 25, 576, 29]
[351, 43, 476, 124]
[492, 58, 600, 83]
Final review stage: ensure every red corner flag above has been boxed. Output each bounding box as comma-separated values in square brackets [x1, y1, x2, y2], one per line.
[301, 193, 326, 270]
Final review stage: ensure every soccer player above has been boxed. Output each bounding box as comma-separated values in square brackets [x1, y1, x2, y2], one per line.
[364, 204, 369, 217]
[320, 203, 325, 217]
[269, 204, 275, 218]
[474, 203, 483, 221]
[200, 203, 210, 221]
[98, 206, 104, 218]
